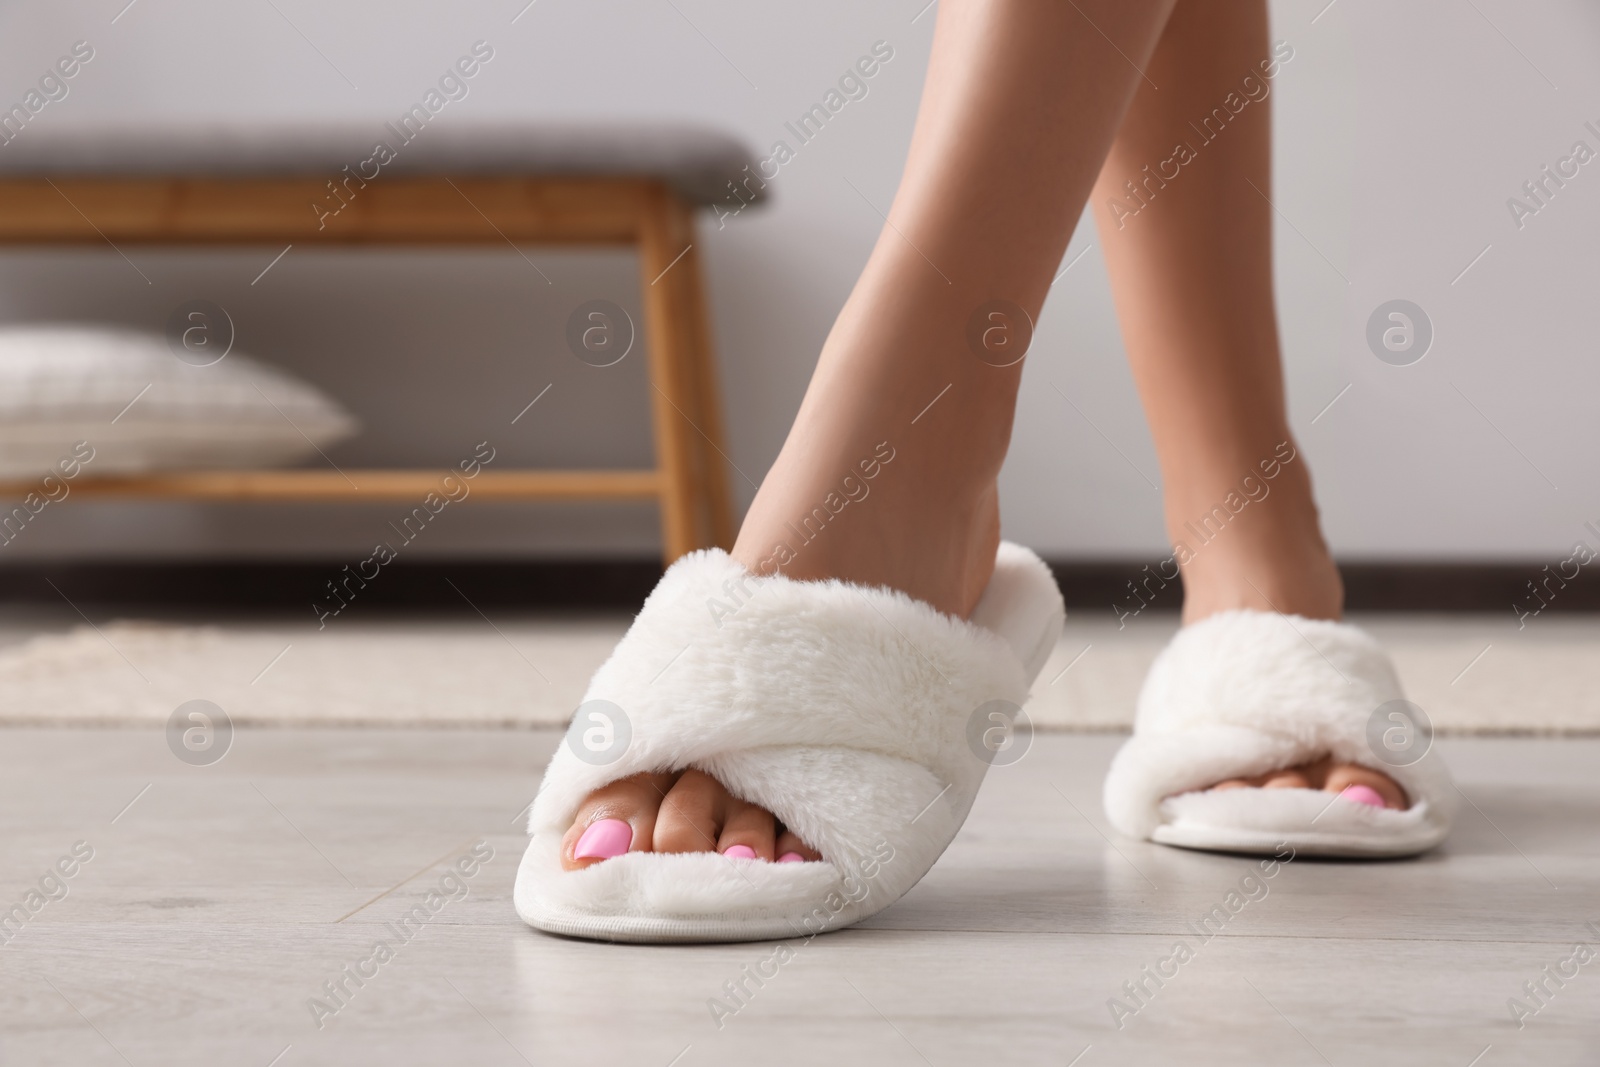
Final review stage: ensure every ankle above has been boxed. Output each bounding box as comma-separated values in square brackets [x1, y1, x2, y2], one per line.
[1163, 458, 1343, 624]
[1179, 550, 1343, 623]
[731, 451, 1000, 619]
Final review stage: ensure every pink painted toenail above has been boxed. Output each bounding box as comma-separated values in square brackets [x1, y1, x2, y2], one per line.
[573, 818, 632, 860]
[723, 845, 758, 859]
[777, 852, 805, 864]
[1340, 784, 1387, 808]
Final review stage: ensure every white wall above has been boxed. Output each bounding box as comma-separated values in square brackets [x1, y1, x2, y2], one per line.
[0, 0, 1595, 561]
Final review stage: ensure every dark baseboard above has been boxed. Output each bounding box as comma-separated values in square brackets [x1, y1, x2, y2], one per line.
[1058, 561, 1593, 616]
[0, 558, 666, 612]
[1336, 562, 1588, 613]
[0, 557, 1586, 614]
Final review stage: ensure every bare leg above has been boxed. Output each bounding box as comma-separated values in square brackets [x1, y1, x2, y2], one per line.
[1091, 0, 1404, 807]
[730, 0, 1182, 617]
[562, 0, 1181, 868]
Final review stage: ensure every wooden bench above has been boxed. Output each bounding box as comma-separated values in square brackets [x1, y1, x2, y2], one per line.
[0, 123, 759, 563]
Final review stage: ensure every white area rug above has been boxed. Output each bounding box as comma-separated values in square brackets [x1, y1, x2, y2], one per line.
[0, 618, 620, 727]
[0, 613, 1594, 733]
[1037, 614, 1600, 734]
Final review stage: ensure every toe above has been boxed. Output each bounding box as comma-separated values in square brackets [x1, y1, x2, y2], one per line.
[1259, 769, 1312, 790]
[560, 771, 678, 871]
[1192, 766, 1310, 798]
[717, 796, 777, 860]
[652, 769, 729, 854]
[1325, 763, 1409, 810]
[774, 826, 822, 863]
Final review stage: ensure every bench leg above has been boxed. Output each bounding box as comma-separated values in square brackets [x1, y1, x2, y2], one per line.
[675, 230, 736, 552]
[638, 186, 734, 565]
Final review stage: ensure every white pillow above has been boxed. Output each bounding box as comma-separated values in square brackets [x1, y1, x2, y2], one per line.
[0, 325, 358, 478]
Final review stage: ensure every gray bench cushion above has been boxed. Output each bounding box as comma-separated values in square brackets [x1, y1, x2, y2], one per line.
[0, 123, 764, 207]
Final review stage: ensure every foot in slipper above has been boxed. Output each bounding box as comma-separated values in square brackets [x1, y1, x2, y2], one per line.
[549, 478, 1012, 882]
[1105, 608, 1455, 857]
[1104, 532, 1455, 857]
[516, 439, 1067, 943]
[516, 540, 1064, 942]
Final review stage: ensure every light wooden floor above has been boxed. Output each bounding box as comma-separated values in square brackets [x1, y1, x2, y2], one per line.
[3, 727, 1597, 1065]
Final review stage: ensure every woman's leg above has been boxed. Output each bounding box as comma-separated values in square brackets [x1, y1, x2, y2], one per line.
[562, 0, 1181, 868]
[1091, 0, 1403, 805]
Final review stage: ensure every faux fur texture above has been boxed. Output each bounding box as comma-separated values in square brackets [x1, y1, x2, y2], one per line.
[1102, 610, 1456, 857]
[515, 542, 1065, 942]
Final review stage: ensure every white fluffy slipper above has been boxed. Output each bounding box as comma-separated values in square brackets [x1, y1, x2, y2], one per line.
[1103, 610, 1456, 858]
[515, 541, 1064, 943]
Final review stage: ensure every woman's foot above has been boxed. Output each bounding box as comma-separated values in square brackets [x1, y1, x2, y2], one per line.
[560, 357, 1012, 871]
[559, 470, 1002, 871]
[1168, 455, 1410, 811]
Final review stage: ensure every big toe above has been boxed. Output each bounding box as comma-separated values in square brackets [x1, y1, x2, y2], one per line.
[1325, 763, 1409, 810]
[560, 771, 678, 870]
